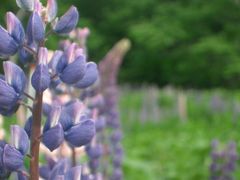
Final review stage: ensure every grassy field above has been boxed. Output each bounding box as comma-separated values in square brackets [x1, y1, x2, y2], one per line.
[120, 87, 240, 180]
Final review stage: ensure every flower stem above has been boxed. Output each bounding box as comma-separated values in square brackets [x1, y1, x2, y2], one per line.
[29, 92, 43, 180]
[71, 147, 76, 167]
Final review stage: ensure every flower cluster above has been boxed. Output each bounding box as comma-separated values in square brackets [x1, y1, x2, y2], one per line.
[210, 140, 238, 180]
[0, 0, 99, 179]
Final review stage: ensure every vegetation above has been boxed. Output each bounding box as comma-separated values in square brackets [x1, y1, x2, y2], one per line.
[120, 88, 240, 179]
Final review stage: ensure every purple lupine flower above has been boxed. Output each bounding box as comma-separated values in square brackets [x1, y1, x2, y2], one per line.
[42, 106, 64, 151]
[10, 125, 29, 155]
[56, 44, 86, 84]
[75, 62, 99, 89]
[64, 117, 95, 147]
[49, 159, 70, 179]
[0, 141, 10, 179]
[53, 6, 79, 34]
[6, 12, 25, 45]
[86, 144, 103, 159]
[49, 50, 63, 74]
[39, 156, 57, 179]
[95, 116, 106, 132]
[58, 100, 96, 147]
[16, 0, 34, 11]
[31, 47, 51, 92]
[46, 0, 58, 22]
[0, 61, 26, 116]
[0, 26, 18, 57]
[26, 11, 45, 44]
[64, 166, 82, 179]
[2, 125, 29, 172]
[24, 116, 32, 137]
[111, 168, 122, 180]
[209, 140, 238, 179]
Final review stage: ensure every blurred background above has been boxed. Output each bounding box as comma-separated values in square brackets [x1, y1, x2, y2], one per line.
[2, 0, 240, 179]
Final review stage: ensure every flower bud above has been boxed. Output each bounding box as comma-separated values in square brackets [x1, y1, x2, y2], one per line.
[27, 11, 45, 44]
[6, 12, 25, 45]
[53, 6, 79, 34]
[16, 0, 34, 11]
[64, 119, 95, 147]
[31, 48, 50, 92]
[75, 62, 98, 88]
[47, 0, 58, 22]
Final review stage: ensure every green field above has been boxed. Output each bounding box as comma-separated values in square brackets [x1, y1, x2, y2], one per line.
[120, 88, 240, 180]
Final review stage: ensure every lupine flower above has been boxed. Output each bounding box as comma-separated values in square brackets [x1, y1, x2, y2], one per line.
[0, 61, 26, 116]
[31, 47, 51, 92]
[56, 44, 86, 84]
[42, 106, 64, 151]
[53, 6, 79, 34]
[39, 156, 57, 179]
[46, 0, 58, 22]
[48, 159, 81, 179]
[209, 140, 238, 180]
[75, 62, 99, 89]
[58, 100, 96, 147]
[6, 12, 25, 45]
[1, 125, 29, 172]
[16, 0, 34, 11]
[26, 11, 45, 44]
[0, 26, 19, 57]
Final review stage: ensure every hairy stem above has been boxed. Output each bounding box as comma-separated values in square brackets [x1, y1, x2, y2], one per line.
[29, 92, 43, 180]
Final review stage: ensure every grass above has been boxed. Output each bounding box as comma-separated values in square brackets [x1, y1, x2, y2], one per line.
[120, 88, 240, 180]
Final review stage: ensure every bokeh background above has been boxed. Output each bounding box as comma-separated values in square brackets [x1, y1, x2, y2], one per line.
[2, 0, 240, 179]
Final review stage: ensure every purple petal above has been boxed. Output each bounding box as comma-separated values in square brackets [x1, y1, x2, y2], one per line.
[47, 0, 57, 22]
[43, 105, 62, 132]
[11, 125, 29, 155]
[16, 0, 34, 11]
[59, 109, 72, 131]
[49, 50, 63, 74]
[3, 144, 24, 171]
[53, 6, 79, 34]
[65, 43, 77, 63]
[56, 54, 68, 74]
[75, 62, 98, 89]
[60, 56, 86, 84]
[6, 12, 25, 45]
[49, 159, 70, 179]
[64, 166, 81, 180]
[42, 124, 64, 151]
[31, 64, 50, 92]
[0, 26, 18, 57]
[86, 144, 103, 159]
[24, 116, 32, 138]
[0, 79, 18, 109]
[27, 11, 45, 43]
[65, 119, 95, 147]
[3, 61, 26, 94]
[38, 47, 48, 65]
[39, 165, 51, 179]
[43, 103, 52, 116]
